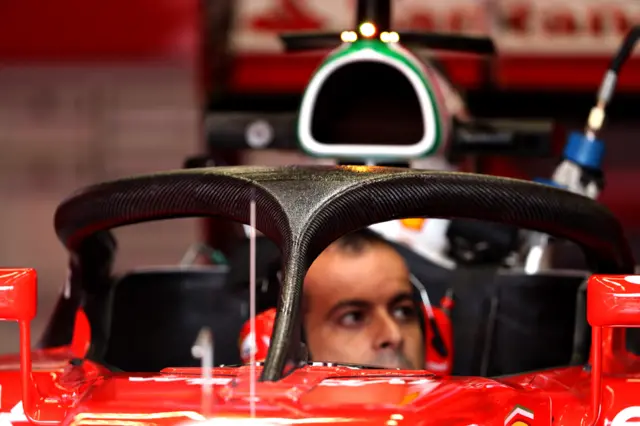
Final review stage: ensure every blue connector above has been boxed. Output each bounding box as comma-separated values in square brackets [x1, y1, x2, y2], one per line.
[533, 178, 568, 190]
[563, 131, 605, 170]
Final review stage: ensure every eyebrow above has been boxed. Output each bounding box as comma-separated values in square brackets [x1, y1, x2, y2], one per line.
[325, 300, 369, 320]
[388, 292, 415, 306]
[325, 291, 414, 319]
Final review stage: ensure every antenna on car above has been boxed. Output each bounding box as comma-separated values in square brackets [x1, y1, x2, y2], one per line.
[249, 198, 257, 417]
[191, 327, 214, 415]
[279, 0, 495, 55]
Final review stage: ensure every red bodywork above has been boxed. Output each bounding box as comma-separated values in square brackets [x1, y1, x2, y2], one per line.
[1, 269, 639, 425]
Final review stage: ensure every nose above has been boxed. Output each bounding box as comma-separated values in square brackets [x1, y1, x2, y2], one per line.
[373, 310, 403, 351]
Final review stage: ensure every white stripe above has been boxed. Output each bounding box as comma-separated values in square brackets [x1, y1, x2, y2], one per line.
[0, 402, 28, 424]
[504, 407, 534, 425]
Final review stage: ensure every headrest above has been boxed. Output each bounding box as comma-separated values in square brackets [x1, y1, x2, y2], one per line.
[103, 266, 247, 372]
[226, 237, 280, 292]
[449, 268, 588, 376]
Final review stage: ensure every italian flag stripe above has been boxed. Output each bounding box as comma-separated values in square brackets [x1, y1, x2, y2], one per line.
[504, 405, 534, 425]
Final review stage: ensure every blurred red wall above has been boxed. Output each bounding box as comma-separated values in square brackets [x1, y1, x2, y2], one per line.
[0, 0, 199, 62]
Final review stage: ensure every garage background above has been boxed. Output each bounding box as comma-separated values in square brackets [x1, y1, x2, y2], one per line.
[0, 0, 639, 353]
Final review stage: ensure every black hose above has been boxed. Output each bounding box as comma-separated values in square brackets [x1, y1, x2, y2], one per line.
[609, 26, 640, 74]
[594, 25, 640, 111]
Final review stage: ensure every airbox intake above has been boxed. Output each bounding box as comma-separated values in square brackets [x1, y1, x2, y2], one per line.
[298, 46, 447, 160]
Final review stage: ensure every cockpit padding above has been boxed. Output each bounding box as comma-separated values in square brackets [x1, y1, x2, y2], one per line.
[450, 270, 587, 376]
[103, 267, 247, 372]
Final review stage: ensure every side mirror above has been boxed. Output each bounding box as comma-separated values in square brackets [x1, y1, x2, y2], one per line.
[586, 274, 640, 425]
[0, 269, 37, 322]
[587, 275, 640, 327]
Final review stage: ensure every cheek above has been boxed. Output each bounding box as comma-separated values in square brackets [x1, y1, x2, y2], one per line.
[403, 325, 426, 365]
[406, 323, 425, 341]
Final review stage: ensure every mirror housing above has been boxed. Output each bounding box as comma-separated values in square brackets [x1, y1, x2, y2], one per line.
[587, 275, 640, 425]
[0, 269, 39, 423]
[587, 275, 640, 327]
[0, 269, 37, 322]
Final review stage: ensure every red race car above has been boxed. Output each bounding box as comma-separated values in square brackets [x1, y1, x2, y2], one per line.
[0, 165, 635, 425]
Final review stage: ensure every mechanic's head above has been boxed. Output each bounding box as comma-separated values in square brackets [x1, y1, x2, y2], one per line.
[302, 230, 425, 370]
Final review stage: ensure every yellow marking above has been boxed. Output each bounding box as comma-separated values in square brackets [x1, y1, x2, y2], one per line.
[399, 392, 420, 405]
[401, 218, 426, 231]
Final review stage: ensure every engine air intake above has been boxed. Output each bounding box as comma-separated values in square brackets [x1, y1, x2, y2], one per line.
[297, 48, 442, 160]
[310, 61, 424, 146]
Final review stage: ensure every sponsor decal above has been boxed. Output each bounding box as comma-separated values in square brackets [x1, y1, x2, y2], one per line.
[612, 406, 640, 426]
[234, 0, 640, 54]
[400, 392, 421, 406]
[504, 405, 534, 426]
[0, 402, 28, 425]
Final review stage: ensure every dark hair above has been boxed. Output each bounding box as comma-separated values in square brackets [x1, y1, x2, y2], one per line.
[332, 228, 393, 253]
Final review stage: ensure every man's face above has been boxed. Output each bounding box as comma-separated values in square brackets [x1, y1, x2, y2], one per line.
[303, 242, 424, 369]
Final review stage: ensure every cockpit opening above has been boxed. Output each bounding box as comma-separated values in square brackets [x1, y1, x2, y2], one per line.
[309, 60, 425, 146]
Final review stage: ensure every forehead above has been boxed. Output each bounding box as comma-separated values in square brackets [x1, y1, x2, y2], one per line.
[304, 243, 411, 307]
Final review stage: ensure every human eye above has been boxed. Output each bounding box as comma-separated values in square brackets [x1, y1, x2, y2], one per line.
[392, 303, 418, 322]
[337, 310, 365, 328]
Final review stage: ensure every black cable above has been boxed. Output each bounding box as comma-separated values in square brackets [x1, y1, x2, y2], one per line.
[608, 26, 640, 74]
[587, 25, 640, 135]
